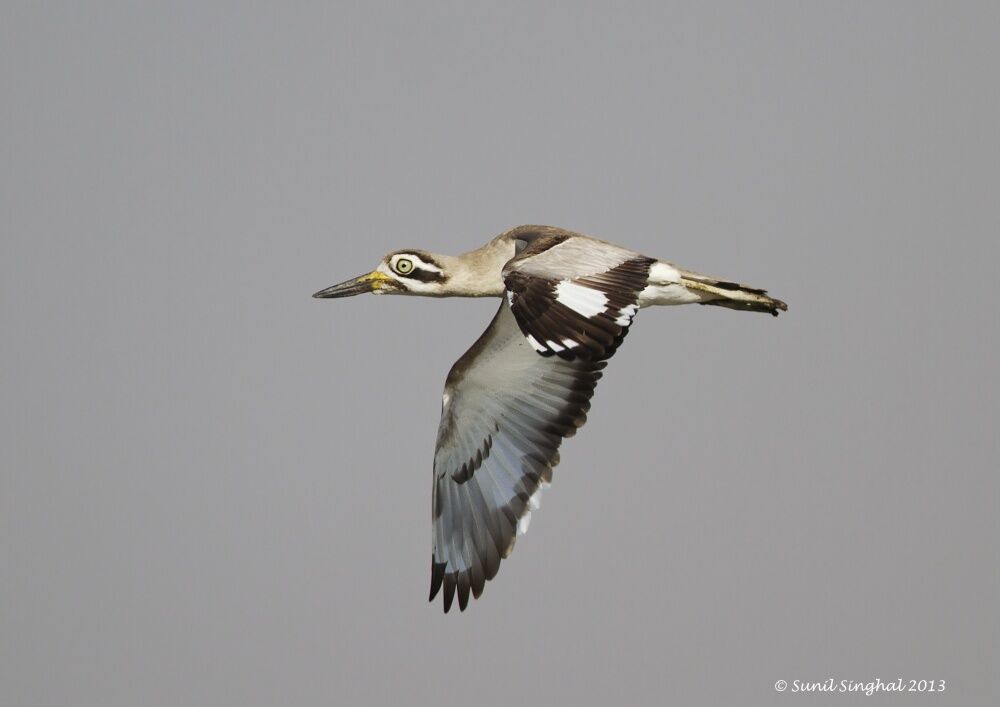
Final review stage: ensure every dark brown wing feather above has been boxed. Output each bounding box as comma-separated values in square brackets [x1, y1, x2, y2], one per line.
[505, 256, 655, 361]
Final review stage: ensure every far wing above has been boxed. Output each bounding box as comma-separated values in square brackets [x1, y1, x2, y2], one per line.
[430, 302, 606, 612]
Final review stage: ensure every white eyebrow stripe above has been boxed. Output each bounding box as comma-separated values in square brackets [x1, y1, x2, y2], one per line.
[392, 253, 443, 273]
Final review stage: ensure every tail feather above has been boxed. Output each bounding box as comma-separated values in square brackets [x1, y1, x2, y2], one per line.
[679, 271, 788, 317]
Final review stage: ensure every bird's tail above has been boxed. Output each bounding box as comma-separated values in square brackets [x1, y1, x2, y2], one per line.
[678, 269, 788, 317]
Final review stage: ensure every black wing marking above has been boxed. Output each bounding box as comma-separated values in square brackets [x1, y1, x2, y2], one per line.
[505, 256, 656, 361]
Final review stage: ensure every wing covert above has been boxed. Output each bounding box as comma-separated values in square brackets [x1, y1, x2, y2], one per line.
[502, 237, 655, 360]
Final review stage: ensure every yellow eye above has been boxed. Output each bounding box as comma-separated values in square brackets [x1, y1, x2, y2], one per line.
[394, 258, 414, 275]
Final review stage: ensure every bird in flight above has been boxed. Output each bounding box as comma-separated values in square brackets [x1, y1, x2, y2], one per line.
[314, 225, 787, 612]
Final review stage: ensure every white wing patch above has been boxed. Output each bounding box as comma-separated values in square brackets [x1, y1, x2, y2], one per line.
[517, 482, 549, 536]
[554, 280, 608, 318]
[525, 334, 547, 352]
[504, 254, 654, 361]
[614, 303, 638, 326]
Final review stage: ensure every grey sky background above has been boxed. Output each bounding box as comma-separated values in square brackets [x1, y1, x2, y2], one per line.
[2, 2, 998, 706]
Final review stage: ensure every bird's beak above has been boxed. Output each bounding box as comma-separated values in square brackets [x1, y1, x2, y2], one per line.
[312, 271, 397, 298]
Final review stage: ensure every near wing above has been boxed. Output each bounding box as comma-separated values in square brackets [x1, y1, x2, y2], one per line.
[503, 235, 655, 360]
[430, 302, 606, 612]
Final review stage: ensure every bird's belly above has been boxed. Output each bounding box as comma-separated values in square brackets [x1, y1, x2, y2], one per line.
[638, 261, 710, 307]
[638, 282, 704, 307]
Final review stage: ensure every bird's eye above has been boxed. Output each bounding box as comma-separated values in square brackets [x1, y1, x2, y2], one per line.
[394, 258, 414, 275]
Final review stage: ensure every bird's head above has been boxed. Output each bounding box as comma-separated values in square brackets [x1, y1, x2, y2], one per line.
[312, 250, 452, 299]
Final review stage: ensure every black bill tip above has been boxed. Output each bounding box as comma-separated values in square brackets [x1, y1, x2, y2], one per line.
[312, 272, 391, 298]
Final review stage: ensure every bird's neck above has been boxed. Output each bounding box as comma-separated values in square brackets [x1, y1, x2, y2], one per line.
[440, 236, 517, 297]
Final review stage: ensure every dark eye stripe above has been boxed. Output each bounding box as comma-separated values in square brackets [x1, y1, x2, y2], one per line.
[405, 267, 447, 283]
